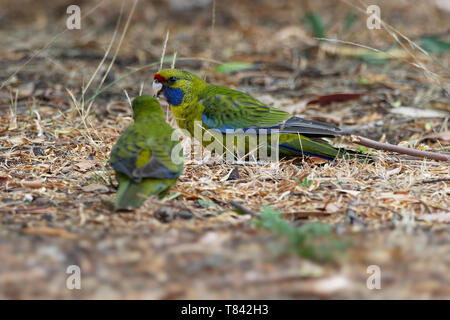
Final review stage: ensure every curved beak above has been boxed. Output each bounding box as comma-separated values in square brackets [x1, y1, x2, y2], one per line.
[152, 80, 163, 97]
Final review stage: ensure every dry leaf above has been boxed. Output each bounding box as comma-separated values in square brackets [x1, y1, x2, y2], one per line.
[283, 99, 309, 114]
[75, 160, 97, 172]
[324, 202, 343, 213]
[1, 207, 57, 214]
[422, 131, 450, 144]
[336, 189, 360, 196]
[307, 92, 366, 106]
[82, 183, 109, 193]
[20, 180, 45, 189]
[386, 166, 402, 177]
[390, 107, 449, 118]
[9, 136, 30, 146]
[417, 212, 450, 223]
[21, 227, 77, 239]
[14, 82, 35, 98]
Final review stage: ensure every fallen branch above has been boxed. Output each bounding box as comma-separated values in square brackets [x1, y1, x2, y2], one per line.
[351, 135, 450, 162]
[416, 178, 450, 185]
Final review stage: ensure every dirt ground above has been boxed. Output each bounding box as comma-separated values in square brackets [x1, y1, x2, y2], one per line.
[0, 0, 449, 299]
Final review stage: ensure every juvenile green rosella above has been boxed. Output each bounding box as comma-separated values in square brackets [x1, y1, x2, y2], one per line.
[153, 69, 363, 161]
[109, 96, 183, 210]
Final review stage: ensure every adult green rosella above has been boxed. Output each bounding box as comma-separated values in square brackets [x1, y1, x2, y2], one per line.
[152, 68, 362, 161]
[109, 96, 183, 210]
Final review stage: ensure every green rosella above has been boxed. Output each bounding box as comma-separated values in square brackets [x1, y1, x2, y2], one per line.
[109, 96, 183, 210]
[153, 69, 363, 161]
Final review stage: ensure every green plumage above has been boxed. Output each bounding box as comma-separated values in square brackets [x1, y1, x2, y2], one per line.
[153, 69, 366, 161]
[199, 85, 291, 129]
[109, 96, 183, 210]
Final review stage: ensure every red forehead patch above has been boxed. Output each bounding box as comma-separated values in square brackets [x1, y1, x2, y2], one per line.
[154, 74, 166, 83]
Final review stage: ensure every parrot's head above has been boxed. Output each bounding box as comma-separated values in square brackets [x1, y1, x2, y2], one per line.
[131, 96, 162, 119]
[152, 69, 205, 107]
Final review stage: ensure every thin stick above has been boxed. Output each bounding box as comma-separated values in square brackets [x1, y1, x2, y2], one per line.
[229, 201, 259, 217]
[211, 0, 216, 44]
[123, 89, 132, 106]
[8, 89, 18, 130]
[341, 0, 446, 81]
[417, 178, 450, 184]
[350, 135, 450, 162]
[159, 31, 170, 71]
[83, 0, 138, 119]
[82, 3, 124, 97]
[97, 0, 138, 91]
[171, 51, 177, 69]
[205, 0, 216, 72]
[151, 198, 192, 212]
[0, 0, 107, 91]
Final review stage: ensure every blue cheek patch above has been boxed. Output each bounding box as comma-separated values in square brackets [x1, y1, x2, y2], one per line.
[163, 87, 184, 106]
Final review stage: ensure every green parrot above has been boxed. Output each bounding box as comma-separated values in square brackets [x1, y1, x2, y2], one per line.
[152, 69, 364, 161]
[109, 96, 183, 210]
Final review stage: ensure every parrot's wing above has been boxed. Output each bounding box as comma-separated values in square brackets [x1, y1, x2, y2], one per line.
[199, 85, 291, 131]
[132, 138, 183, 181]
[110, 126, 183, 183]
[199, 86, 344, 137]
[277, 116, 344, 137]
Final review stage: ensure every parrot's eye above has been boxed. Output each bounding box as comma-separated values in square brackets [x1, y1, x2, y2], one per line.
[167, 77, 178, 85]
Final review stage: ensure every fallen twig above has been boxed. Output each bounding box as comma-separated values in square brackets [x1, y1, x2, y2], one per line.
[416, 178, 450, 184]
[351, 135, 450, 162]
[229, 201, 259, 217]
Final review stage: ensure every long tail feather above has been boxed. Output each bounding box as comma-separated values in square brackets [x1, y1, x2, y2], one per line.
[115, 173, 172, 210]
[279, 134, 370, 161]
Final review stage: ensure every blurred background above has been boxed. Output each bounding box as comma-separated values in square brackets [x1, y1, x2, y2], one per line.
[0, 0, 449, 299]
[1, 0, 449, 134]
[1, 0, 449, 87]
